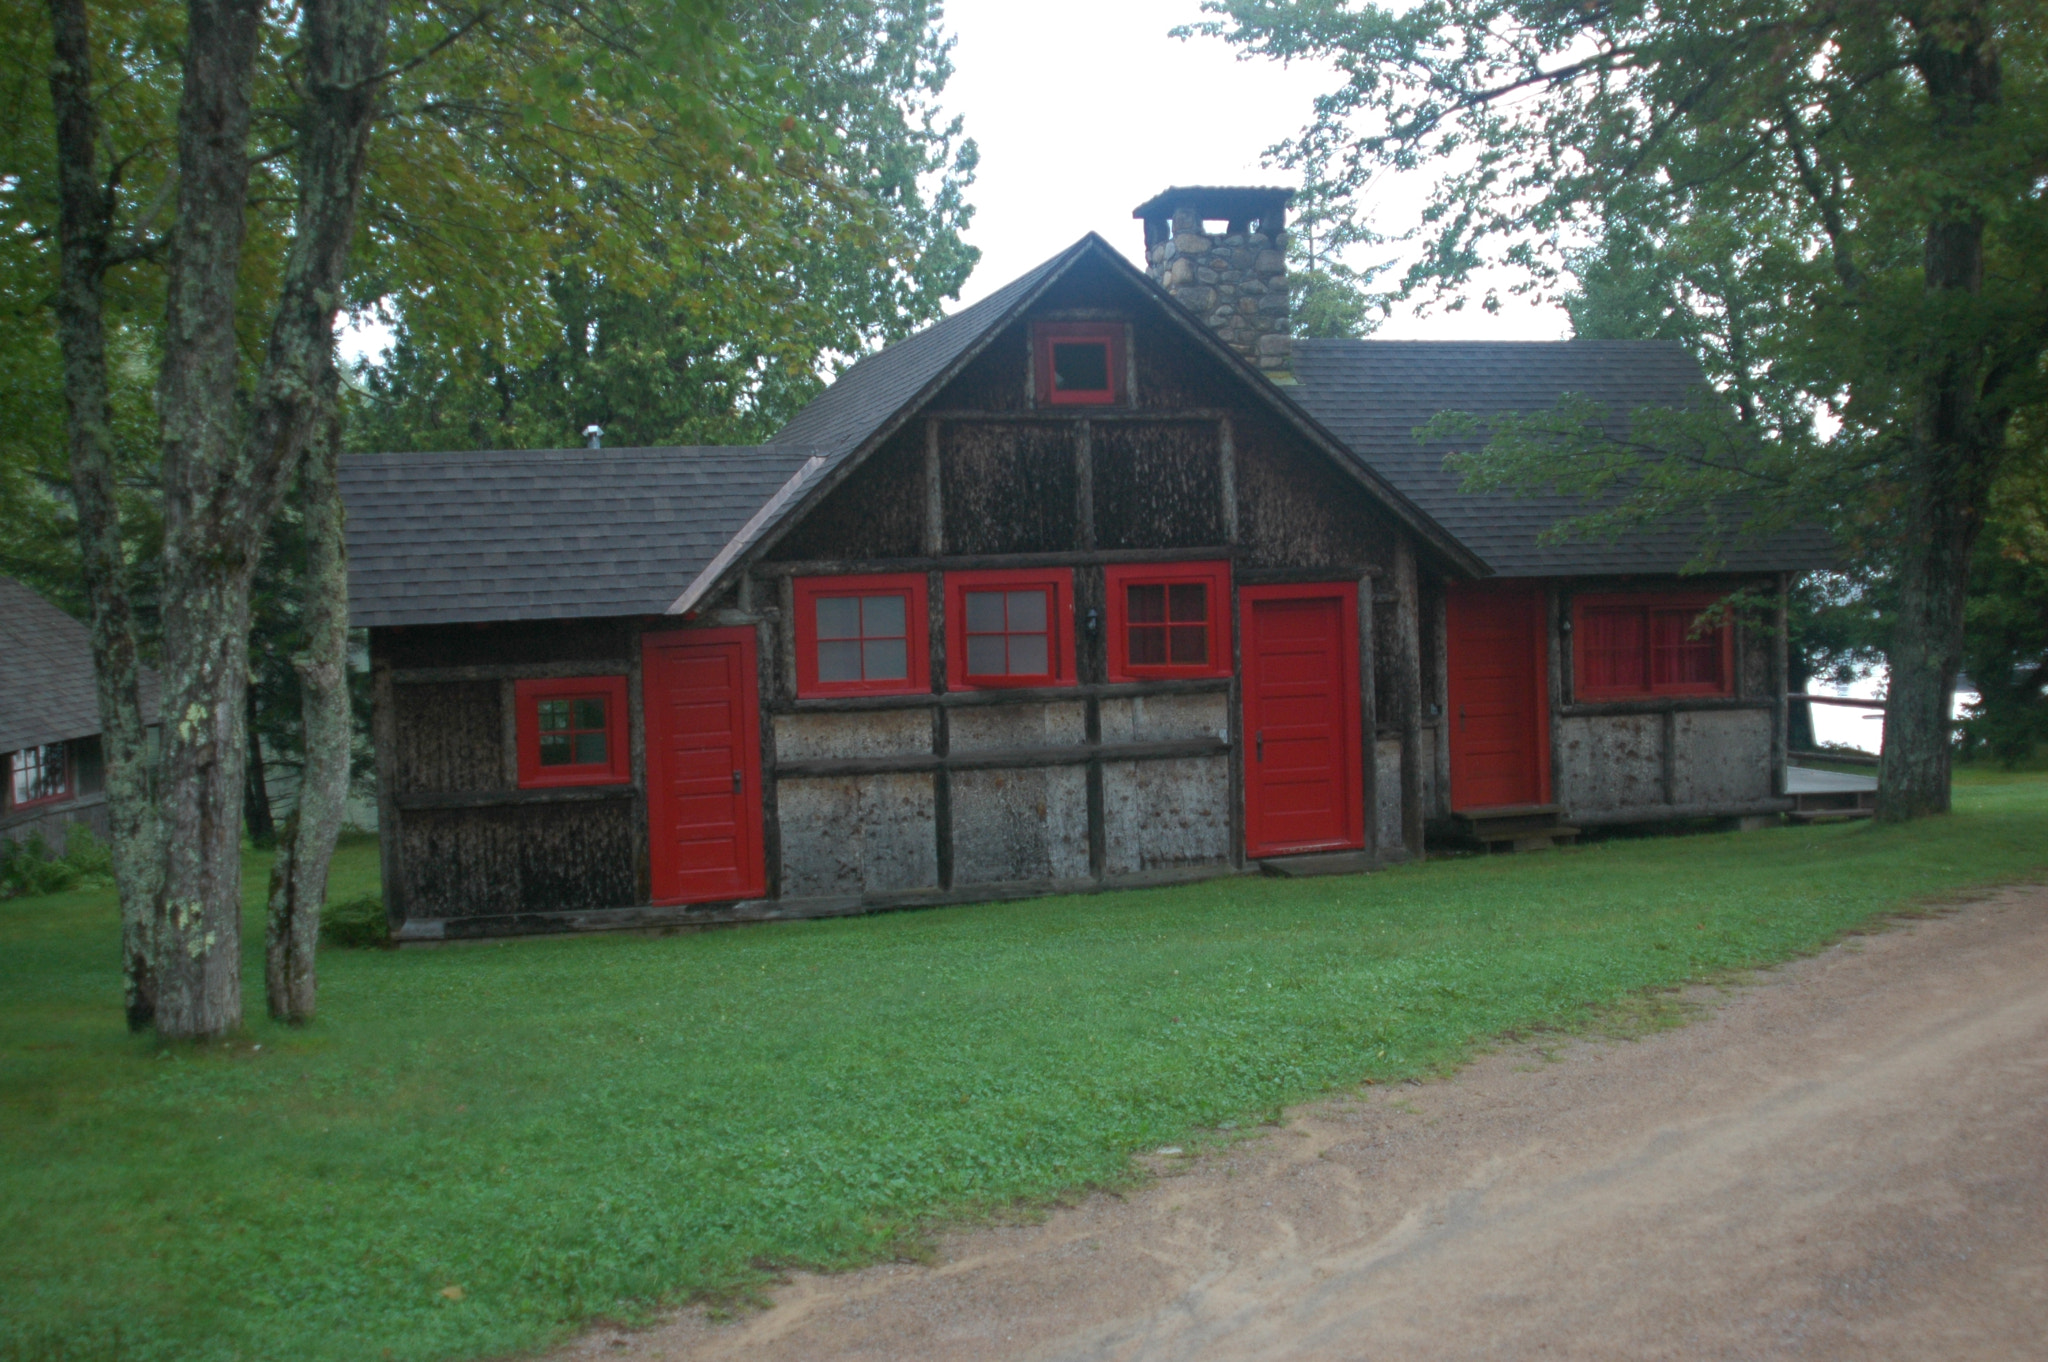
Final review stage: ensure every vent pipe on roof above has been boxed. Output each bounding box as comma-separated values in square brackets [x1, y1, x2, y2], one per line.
[582, 424, 604, 449]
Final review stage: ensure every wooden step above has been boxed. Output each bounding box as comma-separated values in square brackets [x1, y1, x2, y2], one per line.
[1258, 851, 1379, 878]
[1449, 803, 1578, 853]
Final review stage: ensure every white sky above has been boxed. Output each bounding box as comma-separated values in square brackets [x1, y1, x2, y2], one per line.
[939, 0, 1570, 339]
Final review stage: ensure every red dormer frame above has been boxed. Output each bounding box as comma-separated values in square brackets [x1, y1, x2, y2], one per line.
[1033, 323, 1124, 406]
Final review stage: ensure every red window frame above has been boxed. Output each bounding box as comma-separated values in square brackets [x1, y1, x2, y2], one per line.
[1033, 322, 1124, 406]
[792, 573, 931, 698]
[1104, 560, 1233, 681]
[7, 741, 71, 811]
[514, 676, 632, 788]
[1572, 593, 1735, 700]
[945, 568, 1077, 690]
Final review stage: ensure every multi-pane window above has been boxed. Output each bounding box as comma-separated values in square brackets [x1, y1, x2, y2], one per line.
[964, 589, 1051, 678]
[515, 676, 631, 787]
[1033, 322, 1123, 406]
[793, 574, 929, 697]
[7, 742, 69, 809]
[1573, 595, 1732, 699]
[1104, 561, 1232, 681]
[537, 696, 610, 768]
[945, 568, 1075, 688]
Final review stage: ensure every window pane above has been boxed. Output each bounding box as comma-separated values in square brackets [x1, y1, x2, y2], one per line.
[1127, 583, 1165, 624]
[964, 590, 1006, 633]
[539, 733, 573, 766]
[539, 699, 571, 732]
[573, 731, 608, 765]
[862, 594, 906, 639]
[571, 697, 606, 731]
[1052, 341, 1110, 393]
[1169, 624, 1208, 665]
[966, 635, 1007, 676]
[1652, 611, 1721, 687]
[1128, 625, 1167, 666]
[1167, 582, 1207, 623]
[1581, 608, 1645, 692]
[817, 639, 863, 682]
[816, 596, 861, 640]
[1008, 633, 1049, 676]
[863, 638, 908, 680]
[1006, 589, 1048, 632]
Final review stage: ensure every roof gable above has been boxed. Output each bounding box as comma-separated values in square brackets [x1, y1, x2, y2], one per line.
[667, 235, 1484, 614]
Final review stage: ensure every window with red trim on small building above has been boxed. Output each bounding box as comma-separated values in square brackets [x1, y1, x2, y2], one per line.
[1573, 595, 1732, 699]
[515, 676, 631, 788]
[7, 742, 70, 809]
[793, 573, 930, 697]
[1104, 561, 1232, 681]
[1033, 323, 1123, 406]
[946, 568, 1076, 688]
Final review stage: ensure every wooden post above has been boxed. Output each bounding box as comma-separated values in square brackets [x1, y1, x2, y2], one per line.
[1547, 585, 1567, 811]
[1218, 415, 1239, 545]
[1085, 695, 1106, 882]
[628, 622, 652, 903]
[923, 417, 944, 557]
[1358, 572, 1379, 861]
[1227, 574, 1246, 868]
[1392, 541, 1425, 859]
[498, 678, 518, 786]
[370, 655, 405, 928]
[1075, 418, 1095, 552]
[1772, 571, 1790, 796]
[929, 567, 951, 890]
[753, 608, 780, 901]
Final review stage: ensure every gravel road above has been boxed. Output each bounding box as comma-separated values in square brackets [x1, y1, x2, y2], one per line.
[562, 883, 2048, 1361]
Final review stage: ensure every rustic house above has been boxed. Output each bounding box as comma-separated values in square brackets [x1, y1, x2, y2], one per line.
[0, 576, 159, 852]
[343, 186, 1828, 940]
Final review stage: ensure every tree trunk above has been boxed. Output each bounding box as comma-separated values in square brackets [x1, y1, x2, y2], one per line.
[245, 686, 276, 846]
[44, 0, 163, 1030]
[254, 0, 387, 1024]
[266, 380, 353, 1024]
[1881, 5, 2008, 822]
[151, 0, 265, 1040]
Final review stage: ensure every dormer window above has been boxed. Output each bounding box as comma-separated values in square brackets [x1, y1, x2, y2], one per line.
[1034, 323, 1123, 406]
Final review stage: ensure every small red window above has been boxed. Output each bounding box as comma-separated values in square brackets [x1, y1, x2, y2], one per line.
[515, 676, 631, 788]
[1104, 561, 1233, 681]
[946, 568, 1076, 689]
[1573, 594, 1732, 700]
[7, 742, 70, 810]
[793, 573, 930, 697]
[1033, 323, 1123, 406]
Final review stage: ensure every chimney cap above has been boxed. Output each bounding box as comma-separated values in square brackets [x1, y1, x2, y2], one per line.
[582, 424, 604, 449]
[1131, 185, 1293, 226]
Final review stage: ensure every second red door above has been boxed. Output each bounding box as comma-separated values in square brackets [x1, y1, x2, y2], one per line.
[1241, 585, 1363, 858]
[1445, 581, 1549, 810]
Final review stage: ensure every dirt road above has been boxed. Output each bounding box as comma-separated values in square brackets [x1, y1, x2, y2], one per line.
[562, 885, 2048, 1361]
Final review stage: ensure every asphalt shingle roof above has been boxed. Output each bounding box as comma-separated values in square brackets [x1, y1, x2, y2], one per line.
[341, 445, 821, 627]
[0, 576, 158, 753]
[1290, 338, 1834, 576]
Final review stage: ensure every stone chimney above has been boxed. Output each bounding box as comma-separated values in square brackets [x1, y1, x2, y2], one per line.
[1134, 186, 1293, 373]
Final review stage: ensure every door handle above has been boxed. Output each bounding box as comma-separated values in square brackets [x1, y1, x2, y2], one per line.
[1255, 731, 1263, 762]
[1459, 706, 1466, 732]
[731, 770, 743, 794]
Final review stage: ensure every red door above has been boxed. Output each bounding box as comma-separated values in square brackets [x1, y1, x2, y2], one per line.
[1240, 585, 1363, 857]
[643, 629, 766, 904]
[1446, 581, 1550, 811]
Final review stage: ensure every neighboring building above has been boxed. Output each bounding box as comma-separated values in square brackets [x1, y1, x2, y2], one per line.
[0, 577, 158, 851]
[342, 187, 1829, 941]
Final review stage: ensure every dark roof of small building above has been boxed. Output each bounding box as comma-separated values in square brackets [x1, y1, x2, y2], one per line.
[1290, 338, 1835, 576]
[0, 576, 158, 753]
[341, 445, 821, 627]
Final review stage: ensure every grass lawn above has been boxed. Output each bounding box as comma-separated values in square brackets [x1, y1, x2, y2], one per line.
[5, 769, 2046, 1362]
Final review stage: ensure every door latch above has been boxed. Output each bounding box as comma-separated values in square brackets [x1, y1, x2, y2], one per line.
[731, 770, 743, 793]
[1255, 731, 1264, 762]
